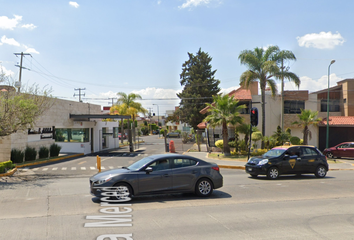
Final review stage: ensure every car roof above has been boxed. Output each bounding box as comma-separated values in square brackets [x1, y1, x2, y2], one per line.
[272, 145, 316, 150]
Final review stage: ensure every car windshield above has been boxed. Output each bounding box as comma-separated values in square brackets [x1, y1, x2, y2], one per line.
[263, 148, 286, 158]
[127, 156, 154, 171]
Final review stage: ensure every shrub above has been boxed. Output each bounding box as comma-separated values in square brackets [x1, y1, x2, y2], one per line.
[39, 146, 49, 159]
[215, 140, 223, 150]
[160, 129, 165, 136]
[50, 143, 62, 157]
[25, 146, 37, 161]
[251, 149, 268, 156]
[0, 160, 14, 174]
[11, 149, 24, 163]
[290, 136, 301, 145]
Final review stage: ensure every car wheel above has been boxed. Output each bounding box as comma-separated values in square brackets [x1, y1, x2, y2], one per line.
[250, 174, 258, 178]
[195, 178, 213, 197]
[111, 182, 132, 201]
[315, 165, 327, 178]
[326, 152, 334, 159]
[267, 167, 279, 180]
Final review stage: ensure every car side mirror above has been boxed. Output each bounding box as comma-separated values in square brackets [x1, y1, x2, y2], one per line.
[145, 167, 153, 174]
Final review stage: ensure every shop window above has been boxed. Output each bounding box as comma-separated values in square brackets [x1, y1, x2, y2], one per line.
[55, 128, 89, 142]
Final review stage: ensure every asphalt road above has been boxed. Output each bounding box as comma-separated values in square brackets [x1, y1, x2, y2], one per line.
[1, 135, 354, 240]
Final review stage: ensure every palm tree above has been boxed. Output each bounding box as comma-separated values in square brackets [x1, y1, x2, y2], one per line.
[273, 49, 300, 131]
[116, 92, 147, 142]
[292, 109, 322, 145]
[238, 46, 280, 148]
[236, 123, 259, 150]
[203, 94, 245, 156]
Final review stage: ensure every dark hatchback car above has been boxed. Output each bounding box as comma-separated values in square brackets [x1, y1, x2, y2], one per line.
[323, 142, 354, 159]
[90, 154, 223, 200]
[245, 145, 328, 179]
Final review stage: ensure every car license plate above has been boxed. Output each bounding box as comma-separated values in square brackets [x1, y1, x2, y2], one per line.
[248, 168, 252, 171]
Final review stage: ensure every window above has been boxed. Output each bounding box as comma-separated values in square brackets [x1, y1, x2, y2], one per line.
[284, 100, 304, 114]
[238, 101, 250, 114]
[301, 147, 318, 157]
[320, 99, 340, 112]
[55, 128, 89, 142]
[148, 159, 170, 171]
[113, 127, 119, 138]
[173, 158, 197, 168]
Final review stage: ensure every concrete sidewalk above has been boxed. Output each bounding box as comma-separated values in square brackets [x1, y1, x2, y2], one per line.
[183, 144, 354, 171]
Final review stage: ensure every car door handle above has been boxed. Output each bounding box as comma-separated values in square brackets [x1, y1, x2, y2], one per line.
[297, 158, 301, 161]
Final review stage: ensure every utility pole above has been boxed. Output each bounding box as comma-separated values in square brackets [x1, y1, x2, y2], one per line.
[74, 88, 86, 102]
[108, 98, 116, 106]
[14, 52, 31, 92]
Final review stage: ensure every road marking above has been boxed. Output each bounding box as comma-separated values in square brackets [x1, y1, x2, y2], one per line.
[62, 167, 67, 170]
[42, 168, 48, 171]
[52, 168, 58, 171]
[109, 166, 114, 169]
[81, 167, 86, 170]
[32, 168, 39, 171]
[71, 167, 76, 170]
[101, 166, 105, 170]
[90, 167, 95, 170]
[78, 161, 87, 165]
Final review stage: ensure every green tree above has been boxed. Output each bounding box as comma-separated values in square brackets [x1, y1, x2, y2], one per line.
[272, 125, 291, 146]
[236, 123, 259, 150]
[203, 94, 244, 156]
[0, 74, 54, 137]
[112, 92, 147, 142]
[177, 48, 220, 130]
[273, 49, 300, 131]
[239, 46, 280, 148]
[292, 109, 321, 145]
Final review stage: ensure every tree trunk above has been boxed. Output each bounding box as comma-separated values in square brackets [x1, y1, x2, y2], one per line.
[261, 86, 266, 149]
[303, 126, 308, 145]
[223, 121, 230, 156]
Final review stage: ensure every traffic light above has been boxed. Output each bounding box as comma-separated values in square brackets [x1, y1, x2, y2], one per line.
[250, 107, 258, 126]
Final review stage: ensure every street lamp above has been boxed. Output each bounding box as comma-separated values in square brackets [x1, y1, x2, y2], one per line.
[153, 104, 160, 137]
[326, 60, 335, 149]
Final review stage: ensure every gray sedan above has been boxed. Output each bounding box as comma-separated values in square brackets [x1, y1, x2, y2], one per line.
[89, 154, 223, 200]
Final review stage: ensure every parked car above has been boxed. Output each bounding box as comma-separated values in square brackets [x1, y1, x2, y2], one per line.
[90, 154, 223, 200]
[245, 145, 328, 179]
[118, 133, 127, 139]
[323, 142, 354, 158]
[166, 132, 180, 138]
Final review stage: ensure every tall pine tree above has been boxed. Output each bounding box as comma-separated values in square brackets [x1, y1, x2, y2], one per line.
[177, 48, 220, 130]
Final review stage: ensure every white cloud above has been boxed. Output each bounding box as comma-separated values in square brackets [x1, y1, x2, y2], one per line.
[278, 74, 342, 93]
[297, 31, 345, 49]
[0, 15, 22, 30]
[21, 23, 37, 30]
[69, 1, 80, 8]
[0, 65, 14, 76]
[25, 47, 39, 54]
[0, 35, 20, 46]
[179, 0, 221, 9]
[157, 0, 162, 5]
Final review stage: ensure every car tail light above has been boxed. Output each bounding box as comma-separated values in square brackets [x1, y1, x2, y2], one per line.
[212, 166, 219, 171]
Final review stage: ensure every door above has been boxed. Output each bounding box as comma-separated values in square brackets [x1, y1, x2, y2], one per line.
[138, 159, 172, 194]
[281, 147, 303, 174]
[171, 158, 199, 191]
[299, 147, 321, 172]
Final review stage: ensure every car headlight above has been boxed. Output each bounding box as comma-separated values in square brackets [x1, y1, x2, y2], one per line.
[94, 177, 112, 185]
[257, 159, 269, 165]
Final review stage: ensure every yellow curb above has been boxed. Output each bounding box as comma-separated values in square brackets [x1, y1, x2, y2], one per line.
[16, 153, 84, 168]
[0, 167, 18, 177]
[219, 165, 245, 170]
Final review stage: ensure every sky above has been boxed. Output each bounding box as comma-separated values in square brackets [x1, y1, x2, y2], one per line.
[1, 0, 353, 117]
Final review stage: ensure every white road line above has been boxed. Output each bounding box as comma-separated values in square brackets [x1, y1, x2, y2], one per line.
[101, 166, 105, 170]
[52, 168, 58, 171]
[81, 167, 86, 170]
[109, 166, 114, 169]
[42, 168, 48, 171]
[71, 167, 76, 170]
[90, 167, 95, 170]
[62, 167, 67, 170]
[32, 168, 39, 171]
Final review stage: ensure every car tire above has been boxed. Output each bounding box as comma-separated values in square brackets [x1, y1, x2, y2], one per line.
[195, 178, 213, 197]
[315, 165, 327, 178]
[250, 174, 258, 178]
[326, 152, 334, 159]
[267, 167, 279, 180]
[111, 182, 133, 201]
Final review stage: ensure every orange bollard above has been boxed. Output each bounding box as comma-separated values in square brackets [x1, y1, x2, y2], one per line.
[169, 140, 176, 153]
[97, 155, 101, 172]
